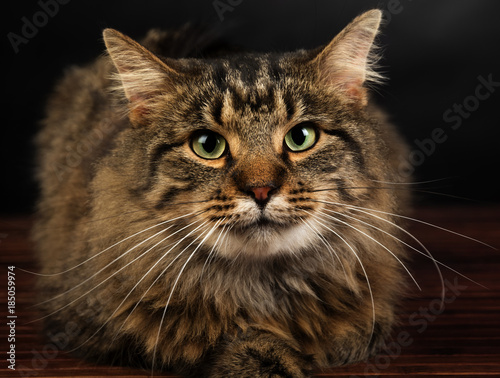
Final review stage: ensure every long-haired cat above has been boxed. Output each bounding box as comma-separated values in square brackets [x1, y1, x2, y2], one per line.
[33, 9, 411, 377]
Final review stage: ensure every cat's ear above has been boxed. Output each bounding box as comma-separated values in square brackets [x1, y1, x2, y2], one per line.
[103, 28, 177, 126]
[312, 9, 383, 106]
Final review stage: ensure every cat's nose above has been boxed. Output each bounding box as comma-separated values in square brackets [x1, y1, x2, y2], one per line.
[251, 186, 273, 201]
[246, 185, 276, 207]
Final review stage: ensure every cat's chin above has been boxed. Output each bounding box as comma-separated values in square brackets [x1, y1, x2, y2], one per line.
[212, 218, 320, 260]
[237, 216, 286, 231]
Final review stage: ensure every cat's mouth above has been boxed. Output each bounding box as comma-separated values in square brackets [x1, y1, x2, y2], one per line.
[254, 217, 274, 227]
[214, 213, 315, 259]
[234, 215, 290, 234]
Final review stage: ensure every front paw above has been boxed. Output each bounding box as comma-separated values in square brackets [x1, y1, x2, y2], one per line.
[210, 331, 313, 378]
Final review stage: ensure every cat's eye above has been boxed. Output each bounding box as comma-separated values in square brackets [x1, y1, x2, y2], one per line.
[284, 123, 317, 152]
[191, 130, 227, 159]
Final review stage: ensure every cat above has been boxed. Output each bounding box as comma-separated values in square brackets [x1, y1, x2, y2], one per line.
[33, 9, 411, 377]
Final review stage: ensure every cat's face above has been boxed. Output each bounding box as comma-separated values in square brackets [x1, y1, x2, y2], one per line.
[102, 11, 403, 260]
[142, 56, 372, 259]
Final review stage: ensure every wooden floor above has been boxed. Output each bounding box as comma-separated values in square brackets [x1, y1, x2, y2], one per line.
[1, 205, 499, 377]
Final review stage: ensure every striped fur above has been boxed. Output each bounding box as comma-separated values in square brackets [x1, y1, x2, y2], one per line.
[34, 10, 409, 377]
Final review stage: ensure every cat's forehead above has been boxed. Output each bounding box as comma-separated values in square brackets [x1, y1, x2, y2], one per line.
[177, 53, 310, 130]
[207, 53, 286, 84]
[189, 51, 309, 93]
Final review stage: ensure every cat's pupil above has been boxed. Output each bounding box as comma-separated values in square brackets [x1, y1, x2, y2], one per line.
[291, 127, 307, 146]
[200, 134, 217, 153]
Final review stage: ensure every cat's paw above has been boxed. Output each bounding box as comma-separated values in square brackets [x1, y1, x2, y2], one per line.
[209, 330, 313, 378]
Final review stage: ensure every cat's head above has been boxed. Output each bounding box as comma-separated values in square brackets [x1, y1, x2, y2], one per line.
[101, 10, 405, 260]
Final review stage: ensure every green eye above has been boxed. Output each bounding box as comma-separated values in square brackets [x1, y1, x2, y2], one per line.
[284, 123, 317, 152]
[191, 131, 227, 159]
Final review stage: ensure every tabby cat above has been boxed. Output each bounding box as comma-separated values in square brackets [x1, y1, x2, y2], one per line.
[34, 9, 410, 377]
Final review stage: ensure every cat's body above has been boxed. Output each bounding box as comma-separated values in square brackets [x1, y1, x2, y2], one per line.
[34, 10, 410, 377]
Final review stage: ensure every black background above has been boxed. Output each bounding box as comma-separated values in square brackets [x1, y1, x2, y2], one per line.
[4, 0, 500, 214]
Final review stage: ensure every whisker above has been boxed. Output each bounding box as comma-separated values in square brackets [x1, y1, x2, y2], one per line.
[301, 218, 348, 281]
[407, 190, 484, 203]
[322, 207, 444, 296]
[322, 203, 487, 290]
[300, 218, 327, 271]
[31, 220, 182, 307]
[310, 186, 401, 193]
[313, 209, 421, 291]
[365, 177, 485, 202]
[30, 224, 174, 310]
[27, 218, 205, 323]
[368, 177, 454, 185]
[305, 211, 376, 350]
[20, 210, 203, 276]
[314, 199, 496, 250]
[151, 218, 223, 374]
[108, 221, 213, 339]
[200, 219, 229, 282]
[219, 222, 236, 259]
[310, 182, 484, 203]
[72, 220, 211, 354]
[30, 199, 211, 232]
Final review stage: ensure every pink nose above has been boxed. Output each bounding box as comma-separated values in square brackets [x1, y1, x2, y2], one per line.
[250, 186, 273, 202]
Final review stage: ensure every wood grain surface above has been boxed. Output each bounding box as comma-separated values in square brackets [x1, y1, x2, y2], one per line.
[1, 205, 499, 377]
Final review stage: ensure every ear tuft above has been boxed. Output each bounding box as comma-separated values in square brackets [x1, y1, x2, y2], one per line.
[313, 9, 383, 105]
[103, 28, 176, 125]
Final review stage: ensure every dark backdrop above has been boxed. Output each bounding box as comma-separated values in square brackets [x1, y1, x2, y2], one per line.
[4, 0, 500, 213]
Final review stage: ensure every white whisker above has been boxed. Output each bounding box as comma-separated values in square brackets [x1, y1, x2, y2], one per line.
[29, 218, 204, 324]
[74, 219, 211, 354]
[200, 219, 228, 282]
[301, 218, 348, 280]
[313, 209, 421, 291]
[315, 199, 495, 250]
[105, 220, 212, 347]
[368, 178, 452, 185]
[332, 208, 447, 297]
[322, 207, 445, 301]
[219, 222, 236, 258]
[305, 211, 376, 350]
[316, 199, 488, 289]
[151, 218, 223, 373]
[33, 221, 176, 308]
[21, 211, 202, 277]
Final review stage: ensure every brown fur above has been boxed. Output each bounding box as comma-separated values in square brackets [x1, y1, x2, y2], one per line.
[34, 10, 410, 377]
